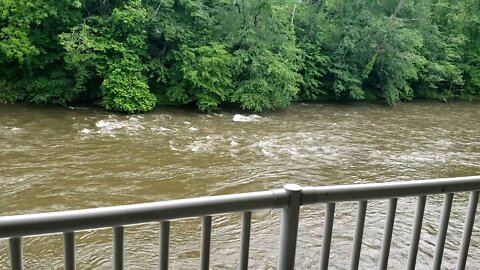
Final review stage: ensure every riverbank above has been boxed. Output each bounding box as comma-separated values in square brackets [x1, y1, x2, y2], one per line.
[1, 98, 479, 116]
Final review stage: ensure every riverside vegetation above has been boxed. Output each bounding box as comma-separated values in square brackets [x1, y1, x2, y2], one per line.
[1, 0, 479, 113]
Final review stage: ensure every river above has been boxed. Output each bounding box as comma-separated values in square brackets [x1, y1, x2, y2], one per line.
[1, 102, 479, 269]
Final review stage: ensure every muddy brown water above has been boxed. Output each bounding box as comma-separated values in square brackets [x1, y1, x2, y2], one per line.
[1, 102, 479, 269]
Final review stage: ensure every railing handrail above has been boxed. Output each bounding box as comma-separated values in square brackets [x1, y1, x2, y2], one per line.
[0, 189, 289, 238]
[302, 175, 480, 204]
[1, 176, 480, 270]
[1, 176, 479, 239]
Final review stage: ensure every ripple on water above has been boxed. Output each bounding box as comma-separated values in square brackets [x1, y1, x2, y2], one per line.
[1, 102, 480, 269]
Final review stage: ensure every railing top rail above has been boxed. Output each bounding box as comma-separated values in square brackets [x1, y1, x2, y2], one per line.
[301, 176, 480, 204]
[0, 189, 288, 238]
[1, 176, 480, 239]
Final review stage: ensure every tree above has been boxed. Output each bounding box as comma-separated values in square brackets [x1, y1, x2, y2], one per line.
[0, 0, 82, 104]
[168, 43, 233, 111]
[1, 0, 479, 111]
[217, 0, 303, 111]
[60, 0, 156, 113]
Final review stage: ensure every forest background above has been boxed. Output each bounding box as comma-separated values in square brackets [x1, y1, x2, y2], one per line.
[1, 0, 479, 113]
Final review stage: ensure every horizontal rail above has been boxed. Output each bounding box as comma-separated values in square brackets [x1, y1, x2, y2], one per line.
[1, 176, 480, 239]
[301, 176, 480, 204]
[0, 190, 288, 238]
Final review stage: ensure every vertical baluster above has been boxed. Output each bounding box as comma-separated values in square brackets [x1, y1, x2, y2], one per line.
[64, 232, 76, 270]
[350, 200, 367, 270]
[277, 184, 302, 270]
[320, 203, 336, 270]
[407, 196, 427, 270]
[200, 216, 212, 270]
[407, 195, 426, 270]
[239, 211, 252, 270]
[9, 237, 22, 270]
[456, 191, 479, 270]
[378, 198, 398, 270]
[160, 221, 170, 270]
[432, 193, 454, 270]
[113, 226, 124, 270]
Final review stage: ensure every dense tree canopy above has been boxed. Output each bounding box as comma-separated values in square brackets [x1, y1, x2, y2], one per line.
[1, 0, 479, 112]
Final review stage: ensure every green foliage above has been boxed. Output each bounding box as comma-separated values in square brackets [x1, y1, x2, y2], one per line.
[101, 58, 155, 113]
[294, 0, 331, 100]
[231, 45, 302, 111]
[218, 0, 303, 111]
[0, 0, 82, 104]
[458, 0, 480, 99]
[60, 0, 156, 113]
[169, 43, 233, 111]
[1, 0, 480, 111]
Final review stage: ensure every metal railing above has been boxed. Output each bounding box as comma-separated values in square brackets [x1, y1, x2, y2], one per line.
[1, 176, 479, 269]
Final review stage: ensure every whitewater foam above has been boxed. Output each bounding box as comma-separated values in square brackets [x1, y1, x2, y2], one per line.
[232, 114, 262, 122]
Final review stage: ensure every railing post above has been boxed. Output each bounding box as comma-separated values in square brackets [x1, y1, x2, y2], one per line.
[113, 226, 124, 270]
[350, 200, 367, 270]
[160, 221, 170, 270]
[200, 216, 212, 270]
[378, 198, 398, 270]
[277, 184, 302, 270]
[456, 191, 479, 270]
[320, 203, 335, 270]
[432, 193, 454, 270]
[239, 211, 252, 270]
[63, 232, 76, 270]
[9, 238, 22, 270]
[407, 196, 426, 270]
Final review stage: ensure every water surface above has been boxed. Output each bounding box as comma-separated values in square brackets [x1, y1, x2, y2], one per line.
[1, 102, 479, 269]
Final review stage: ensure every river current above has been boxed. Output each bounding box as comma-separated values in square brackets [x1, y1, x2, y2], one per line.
[1, 102, 479, 269]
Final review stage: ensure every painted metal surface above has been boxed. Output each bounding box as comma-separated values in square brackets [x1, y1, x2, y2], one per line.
[1, 176, 479, 270]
